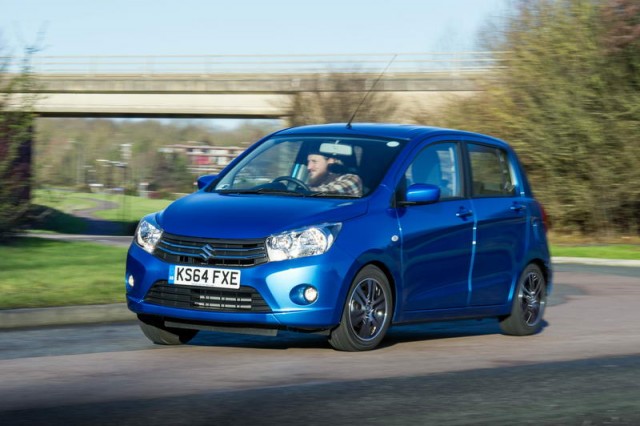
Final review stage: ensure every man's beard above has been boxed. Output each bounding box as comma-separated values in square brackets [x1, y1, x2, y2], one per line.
[308, 172, 328, 186]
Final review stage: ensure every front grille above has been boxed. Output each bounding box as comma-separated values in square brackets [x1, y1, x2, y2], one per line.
[154, 233, 268, 267]
[145, 281, 272, 313]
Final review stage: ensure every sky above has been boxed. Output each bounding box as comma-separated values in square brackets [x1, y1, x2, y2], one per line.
[1, 0, 508, 129]
[2, 0, 508, 56]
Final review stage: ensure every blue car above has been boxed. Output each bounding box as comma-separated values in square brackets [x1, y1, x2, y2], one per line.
[126, 123, 551, 351]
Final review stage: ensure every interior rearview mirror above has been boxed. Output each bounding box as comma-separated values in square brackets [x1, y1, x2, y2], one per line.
[319, 142, 353, 157]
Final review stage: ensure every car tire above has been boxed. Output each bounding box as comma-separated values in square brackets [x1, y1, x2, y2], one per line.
[329, 265, 393, 351]
[499, 263, 547, 336]
[137, 314, 198, 345]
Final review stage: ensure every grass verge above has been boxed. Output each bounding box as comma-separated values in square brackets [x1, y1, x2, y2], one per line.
[0, 238, 127, 309]
[550, 244, 640, 260]
[5, 189, 640, 309]
[29, 189, 174, 234]
[33, 189, 173, 223]
[0, 237, 637, 310]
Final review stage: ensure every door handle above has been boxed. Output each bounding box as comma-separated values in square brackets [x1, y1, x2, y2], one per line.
[456, 208, 473, 219]
[510, 203, 527, 213]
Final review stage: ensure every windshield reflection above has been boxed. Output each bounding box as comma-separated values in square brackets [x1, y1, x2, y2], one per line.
[214, 136, 407, 198]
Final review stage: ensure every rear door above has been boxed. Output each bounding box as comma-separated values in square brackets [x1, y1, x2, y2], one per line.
[465, 141, 529, 306]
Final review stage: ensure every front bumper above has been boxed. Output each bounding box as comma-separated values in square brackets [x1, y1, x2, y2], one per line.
[125, 242, 355, 330]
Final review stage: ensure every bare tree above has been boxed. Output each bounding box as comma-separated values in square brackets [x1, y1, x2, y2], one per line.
[285, 72, 400, 126]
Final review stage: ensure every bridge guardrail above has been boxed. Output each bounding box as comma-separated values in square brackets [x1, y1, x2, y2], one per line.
[5, 52, 507, 76]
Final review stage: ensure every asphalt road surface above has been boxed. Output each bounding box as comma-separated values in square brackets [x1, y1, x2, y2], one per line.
[1, 265, 639, 425]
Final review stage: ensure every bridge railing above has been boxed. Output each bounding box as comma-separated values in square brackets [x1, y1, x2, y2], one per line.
[7, 52, 507, 76]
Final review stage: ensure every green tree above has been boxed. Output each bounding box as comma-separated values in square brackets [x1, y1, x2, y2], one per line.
[0, 46, 37, 239]
[149, 152, 194, 194]
[423, 0, 640, 235]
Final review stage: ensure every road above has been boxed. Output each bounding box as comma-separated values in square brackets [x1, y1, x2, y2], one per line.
[1, 265, 639, 425]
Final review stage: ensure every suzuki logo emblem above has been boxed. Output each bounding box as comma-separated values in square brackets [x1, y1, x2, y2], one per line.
[201, 244, 216, 260]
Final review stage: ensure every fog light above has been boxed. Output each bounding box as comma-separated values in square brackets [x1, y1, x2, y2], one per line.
[289, 284, 319, 305]
[127, 275, 135, 287]
[303, 286, 318, 303]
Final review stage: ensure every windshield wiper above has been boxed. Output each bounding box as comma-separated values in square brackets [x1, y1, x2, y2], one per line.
[307, 192, 359, 199]
[218, 188, 305, 196]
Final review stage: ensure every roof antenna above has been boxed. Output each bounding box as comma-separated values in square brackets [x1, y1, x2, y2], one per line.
[346, 54, 397, 129]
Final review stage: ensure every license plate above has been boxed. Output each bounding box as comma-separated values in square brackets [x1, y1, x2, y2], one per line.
[169, 265, 241, 289]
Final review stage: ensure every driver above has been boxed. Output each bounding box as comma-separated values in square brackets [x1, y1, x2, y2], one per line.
[307, 153, 362, 197]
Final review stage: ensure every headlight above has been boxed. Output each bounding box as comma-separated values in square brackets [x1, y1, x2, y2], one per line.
[266, 223, 341, 261]
[135, 219, 163, 253]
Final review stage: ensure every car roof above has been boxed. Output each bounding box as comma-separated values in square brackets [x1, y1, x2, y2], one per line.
[272, 123, 508, 147]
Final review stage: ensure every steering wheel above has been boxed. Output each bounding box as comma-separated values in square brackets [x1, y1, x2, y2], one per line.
[272, 176, 311, 192]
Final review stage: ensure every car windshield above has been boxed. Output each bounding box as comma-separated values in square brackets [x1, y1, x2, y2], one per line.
[213, 136, 407, 198]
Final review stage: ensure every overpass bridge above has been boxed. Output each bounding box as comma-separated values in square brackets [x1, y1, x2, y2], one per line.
[21, 52, 500, 120]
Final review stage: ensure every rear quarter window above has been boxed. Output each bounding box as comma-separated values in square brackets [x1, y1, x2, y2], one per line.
[468, 143, 516, 197]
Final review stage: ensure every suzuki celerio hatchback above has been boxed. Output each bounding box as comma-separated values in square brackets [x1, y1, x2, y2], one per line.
[126, 124, 551, 351]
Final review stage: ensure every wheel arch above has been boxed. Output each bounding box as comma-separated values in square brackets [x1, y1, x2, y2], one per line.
[529, 257, 553, 294]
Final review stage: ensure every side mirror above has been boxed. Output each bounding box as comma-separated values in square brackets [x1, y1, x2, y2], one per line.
[401, 183, 440, 205]
[196, 175, 217, 190]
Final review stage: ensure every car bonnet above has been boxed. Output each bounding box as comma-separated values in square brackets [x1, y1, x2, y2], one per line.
[157, 191, 368, 239]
